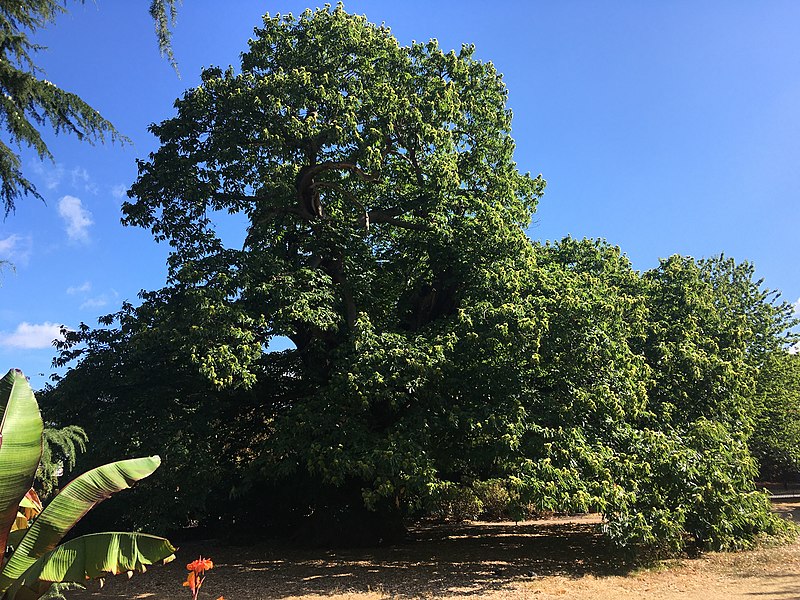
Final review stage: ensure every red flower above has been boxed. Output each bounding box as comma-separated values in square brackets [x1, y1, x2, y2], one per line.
[183, 571, 198, 593]
[186, 557, 214, 573]
[184, 555, 214, 599]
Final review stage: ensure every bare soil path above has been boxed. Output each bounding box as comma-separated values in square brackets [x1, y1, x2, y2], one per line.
[74, 503, 800, 600]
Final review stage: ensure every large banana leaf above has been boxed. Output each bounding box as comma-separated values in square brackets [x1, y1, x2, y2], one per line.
[0, 456, 162, 594]
[5, 530, 27, 553]
[0, 370, 44, 565]
[5, 532, 176, 600]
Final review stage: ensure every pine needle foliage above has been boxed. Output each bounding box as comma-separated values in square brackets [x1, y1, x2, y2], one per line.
[149, 0, 181, 74]
[0, 0, 125, 215]
[39, 582, 83, 600]
[0, 0, 182, 215]
[37, 424, 88, 498]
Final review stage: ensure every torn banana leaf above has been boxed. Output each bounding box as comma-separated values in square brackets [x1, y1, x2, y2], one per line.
[5, 532, 176, 600]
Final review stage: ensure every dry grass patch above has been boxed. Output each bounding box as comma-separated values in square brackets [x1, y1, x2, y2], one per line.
[73, 505, 800, 600]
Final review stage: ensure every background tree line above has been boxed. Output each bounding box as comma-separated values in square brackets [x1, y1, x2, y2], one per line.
[33, 5, 800, 557]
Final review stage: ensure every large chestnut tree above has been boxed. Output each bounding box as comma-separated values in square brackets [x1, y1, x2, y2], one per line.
[44, 6, 797, 553]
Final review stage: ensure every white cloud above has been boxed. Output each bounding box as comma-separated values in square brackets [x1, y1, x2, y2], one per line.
[789, 342, 800, 355]
[71, 167, 98, 194]
[66, 281, 91, 295]
[111, 184, 127, 200]
[793, 298, 800, 316]
[79, 288, 119, 311]
[0, 322, 65, 349]
[58, 196, 93, 242]
[28, 162, 99, 193]
[71, 166, 89, 185]
[80, 296, 108, 310]
[0, 234, 33, 266]
[29, 161, 65, 190]
[0, 236, 15, 255]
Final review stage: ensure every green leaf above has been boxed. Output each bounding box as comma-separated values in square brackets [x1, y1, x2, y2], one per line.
[5, 532, 176, 600]
[0, 370, 44, 565]
[0, 457, 162, 594]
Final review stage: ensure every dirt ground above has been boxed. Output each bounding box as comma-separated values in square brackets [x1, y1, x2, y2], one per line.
[73, 503, 800, 600]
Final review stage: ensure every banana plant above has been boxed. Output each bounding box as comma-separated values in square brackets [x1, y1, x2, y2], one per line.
[0, 369, 176, 600]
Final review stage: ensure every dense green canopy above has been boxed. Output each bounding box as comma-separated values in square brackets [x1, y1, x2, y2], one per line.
[43, 6, 799, 555]
[752, 351, 800, 481]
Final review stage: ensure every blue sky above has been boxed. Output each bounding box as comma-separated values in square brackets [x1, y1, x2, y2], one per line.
[1, 1, 798, 388]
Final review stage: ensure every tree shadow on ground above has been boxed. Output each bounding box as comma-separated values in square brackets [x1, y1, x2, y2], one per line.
[770, 500, 800, 522]
[75, 516, 636, 600]
[741, 573, 799, 597]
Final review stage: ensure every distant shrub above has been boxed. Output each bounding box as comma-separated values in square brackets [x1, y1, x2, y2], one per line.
[473, 479, 513, 521]
[427, 483, 483, 522]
